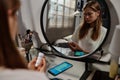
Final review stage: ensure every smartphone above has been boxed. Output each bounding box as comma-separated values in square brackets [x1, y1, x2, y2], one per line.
[48, 62, 73, 76]
[74, 51, 85, 56]
[57, 43, 69, 48]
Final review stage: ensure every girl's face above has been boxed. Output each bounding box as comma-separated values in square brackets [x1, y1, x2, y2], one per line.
[84, 7, 100, 24]
[8, 9, 18, 40]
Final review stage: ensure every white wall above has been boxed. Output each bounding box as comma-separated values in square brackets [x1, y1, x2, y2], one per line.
[110, 0, 120, 23]
[103, 0, 120, 52]
[18, 0, 47, 44]
[18, 0, 34, 34]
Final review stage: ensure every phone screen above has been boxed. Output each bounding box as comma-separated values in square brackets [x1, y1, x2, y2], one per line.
[74, 51, 85, 56]
[57, 43, 69, 48]
[48, 62, 73, 76]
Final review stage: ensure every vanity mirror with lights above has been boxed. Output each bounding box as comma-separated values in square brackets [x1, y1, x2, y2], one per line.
[40, 0, 110, 59]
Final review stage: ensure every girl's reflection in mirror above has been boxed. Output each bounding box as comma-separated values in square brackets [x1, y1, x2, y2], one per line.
[68, 1, 107, 54]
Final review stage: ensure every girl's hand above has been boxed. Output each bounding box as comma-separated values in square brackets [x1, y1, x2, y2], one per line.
[68, 42, 82, 51]
[28, 57, 46, 72]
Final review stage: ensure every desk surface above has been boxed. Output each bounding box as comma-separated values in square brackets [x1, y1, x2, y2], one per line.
[44, 51, 111, 80]
[46, 55, 85, 80]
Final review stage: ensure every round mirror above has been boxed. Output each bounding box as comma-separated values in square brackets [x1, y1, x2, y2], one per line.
[40, 0, 110, 59]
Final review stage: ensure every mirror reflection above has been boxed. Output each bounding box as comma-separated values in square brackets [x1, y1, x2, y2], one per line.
[44, 0, 109, 57]
[46, 0, 76, 41]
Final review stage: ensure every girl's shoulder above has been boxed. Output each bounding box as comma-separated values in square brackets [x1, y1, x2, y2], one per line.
[101, 26, 107, 33]
[0, 69, 49, 80]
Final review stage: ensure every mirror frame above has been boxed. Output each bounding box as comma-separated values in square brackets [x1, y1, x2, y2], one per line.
[40, 0, 111, 59]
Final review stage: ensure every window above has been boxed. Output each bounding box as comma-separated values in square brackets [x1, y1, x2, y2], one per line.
[47, 0, 76, 28]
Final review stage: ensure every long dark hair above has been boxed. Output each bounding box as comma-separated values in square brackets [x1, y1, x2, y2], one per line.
[0, 0, 27, 69]
[79, 0, 102, 41]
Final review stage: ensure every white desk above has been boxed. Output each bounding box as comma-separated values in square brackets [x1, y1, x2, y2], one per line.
[45, 53, 111, 80]
[46, 55, 85, 80]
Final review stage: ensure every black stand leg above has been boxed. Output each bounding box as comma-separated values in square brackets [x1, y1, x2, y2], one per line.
[80, 62, 92, 80]
[26, 52, 30, 62]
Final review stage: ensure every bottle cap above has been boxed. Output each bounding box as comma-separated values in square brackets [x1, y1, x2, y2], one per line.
[38, 52, 44, 57]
